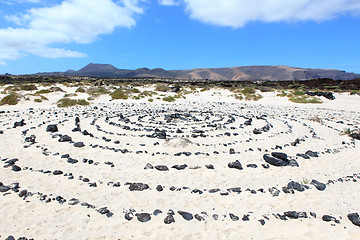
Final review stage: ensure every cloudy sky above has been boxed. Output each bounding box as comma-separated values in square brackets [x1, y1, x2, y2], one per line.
[0, 0, 360, 74]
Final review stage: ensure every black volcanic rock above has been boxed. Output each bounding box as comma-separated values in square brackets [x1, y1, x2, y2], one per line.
[164, 214, 175, 224]
[155, 165, 169, 171]
[228, 160, 243, 170]
[348, 213, 360, 227]
[178, 211, 193, 221]
[46, 124, 58, 133]
[306, 91, 335, 100]
[263, 154, 289, 166]
[128, 183, 149, 191]
[136, 213, 151, 223]
[311, 179, 326, 191]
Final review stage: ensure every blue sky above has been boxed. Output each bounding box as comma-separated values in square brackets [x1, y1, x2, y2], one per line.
[0, 0, 360, 74]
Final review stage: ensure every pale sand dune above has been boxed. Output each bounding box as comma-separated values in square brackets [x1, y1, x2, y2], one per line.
[0, 84, 360, 239]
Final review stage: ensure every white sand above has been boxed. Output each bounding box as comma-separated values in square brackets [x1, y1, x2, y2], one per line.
[0, 84, 360, 240]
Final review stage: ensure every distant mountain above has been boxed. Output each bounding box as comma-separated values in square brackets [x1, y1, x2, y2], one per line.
[50, 63, 360, 81]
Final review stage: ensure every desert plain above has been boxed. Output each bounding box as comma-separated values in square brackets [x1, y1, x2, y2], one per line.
[0, 82, 360, 240]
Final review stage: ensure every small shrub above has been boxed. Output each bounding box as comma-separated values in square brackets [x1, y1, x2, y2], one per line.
[244, 93, 263, 101]
[130, 88, 140, 93]
[180, 89, 193, 95]
[35, 89, 52, 94]
[34, 99, 42, 103]
[174, 94, 185, 99]
[148, 98, 154, 102]
[155, 84, 170, 92]
[77, 99, 90, 106]
[300, 178, 310, 185]
[293, 89, 305, 96]
[200, 87, 210, 92]
[49, 87, 64, 92]
[242, 87, 256, 95]
[289, 95, 322, 104]
[20, 84, 37, 91]
[87, 87, 109, 96]
[132, 95, 141, 100]
[0, 93, 21, 105]
[57, 98, 90, 107]
[111, 89, 128, 99]
[309, 116, 323, 123]
[70, 82, 84, 87]
[4, 86, 20, 93]
[36, 95, 48, 101]
[259, 86, 274, 92]
[343, 128, 351, 135]
[64, 93, 78, 98]
[163, 96, 176, 102]
[142, 91, 157, 97]
[75, 87, 86, 93]
[235, 94, 244, 100]
[350, 90, 359, 95]
[277, 91, 289, 97]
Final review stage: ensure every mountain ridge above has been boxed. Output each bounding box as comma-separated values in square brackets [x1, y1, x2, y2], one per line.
[41, 63, 360, 81]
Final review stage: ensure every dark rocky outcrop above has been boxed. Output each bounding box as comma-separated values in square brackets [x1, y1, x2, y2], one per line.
[306, 91, 335, 100]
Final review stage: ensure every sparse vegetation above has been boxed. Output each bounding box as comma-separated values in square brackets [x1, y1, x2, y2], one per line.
[0, 93, 21, 105]
[309, 116, 323, 124]
[130, 88, 140, 94]
[49, 87, 64, 92]
[259, 86, 274, 92]
[289, 95, 322, 104]
[277, 91, 290, 97]
[300, 178, 310, 185]
[232, 87, 263, 101]
[111, 89, 129, 99]
[87, 87, 109, 96]
[163, 96, 176, 102]
[20, 84, 37, 91]
[242, 87, 256, 95]
[292, 89, 305, 96]
[148, 98, 154, 102]
[75, 87, 86, 93]
[3, 86, 20, 93]
[245, 94, 263, 101]
[132, 95, 141, 100]
[35, 89, 52, 94]
[234, 94, 244, 100]
[142, 91, 157, 97]
[343, 128, 351, 135]
[174, 94, 186, 99]
[57, 98, 90, 107]
[64, 93, 78, 98]
[155, 84, 170, 92]
[34, 98, 42, 103]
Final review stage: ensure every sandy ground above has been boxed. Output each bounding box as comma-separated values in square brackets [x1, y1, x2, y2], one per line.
[0, 84, 360, 240]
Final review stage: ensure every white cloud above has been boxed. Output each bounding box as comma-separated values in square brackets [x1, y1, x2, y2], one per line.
[0, 0, 143, 63]
[159, 0, 178, 6]
[182, 0, 360, 27]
